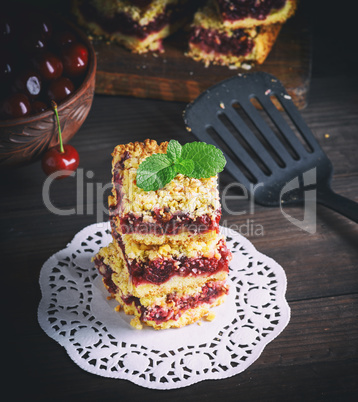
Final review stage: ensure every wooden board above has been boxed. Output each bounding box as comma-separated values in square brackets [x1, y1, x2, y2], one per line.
[93, 8, 311, 109]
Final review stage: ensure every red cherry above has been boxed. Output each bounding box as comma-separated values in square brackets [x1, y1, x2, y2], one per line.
[0, 60, 13, 84]
[24, 13, 52, 41]
[61, 43, 88, 77]
[42, 144, 79, 179]
[32, 100, 47, 114]
[0, 50, 14, 82]
[32, 52, 63, 80]
[21, 33, 47, 53]
[1, 93, 31, 118]
[37, 16, 52, 40]
[54, 31, 77, 48]
[0, 16, 14, 45]
[13, 70, 42, 98]
[41, 101, 79, 179]
[47, 77, 74, 102]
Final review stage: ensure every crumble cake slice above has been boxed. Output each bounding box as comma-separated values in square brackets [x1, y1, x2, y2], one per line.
[93, 242, 229, 329]
[120, 281, 228, 330]
[109, 139, 222, 244]
[110, 232, 231, 288]
[187, 0, 282, 68]
[215, 0, 297, 29]
[93, 241, 229, 299]
[72, 0, 192, 53]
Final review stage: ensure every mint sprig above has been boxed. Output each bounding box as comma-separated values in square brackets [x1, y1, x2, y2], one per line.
[136, 140, 226, 191]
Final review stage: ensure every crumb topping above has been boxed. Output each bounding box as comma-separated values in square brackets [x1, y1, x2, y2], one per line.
[112, 139, 221, 219]
[91, 0, 182, 25]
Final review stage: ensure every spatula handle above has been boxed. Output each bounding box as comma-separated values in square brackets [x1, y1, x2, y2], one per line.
[317, 188, 358, 223]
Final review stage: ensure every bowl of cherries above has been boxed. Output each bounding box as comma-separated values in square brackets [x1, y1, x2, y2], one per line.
[0, 5, 97, 168]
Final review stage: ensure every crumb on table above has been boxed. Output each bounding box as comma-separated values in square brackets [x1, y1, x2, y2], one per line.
[204, 312, 216, 321]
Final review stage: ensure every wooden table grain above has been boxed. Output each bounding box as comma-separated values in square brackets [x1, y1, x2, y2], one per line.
[2, 1, 358, 401]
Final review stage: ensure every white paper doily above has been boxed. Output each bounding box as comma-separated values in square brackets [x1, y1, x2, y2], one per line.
[38, 222, 290, 389]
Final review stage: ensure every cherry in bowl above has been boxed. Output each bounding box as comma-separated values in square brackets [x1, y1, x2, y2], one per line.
[53, 30, 77, 48]
[1, 93, 31, 119]
[12, 70, 42, 98]
[31, 100, 47, 114]
[62, 43, 89, 77]
[47, 77, 74, 102]
[32, 52, 63, 81]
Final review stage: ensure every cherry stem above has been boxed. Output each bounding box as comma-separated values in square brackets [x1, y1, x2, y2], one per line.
[51, 100, 64, 154]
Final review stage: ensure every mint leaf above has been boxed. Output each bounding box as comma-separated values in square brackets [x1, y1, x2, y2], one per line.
[181, 142, 226, 178]
[136, 154, 176, 191]
[136, 140, 226, 191]
[166, 139, 182, 162]
[173, 158, 194, 176]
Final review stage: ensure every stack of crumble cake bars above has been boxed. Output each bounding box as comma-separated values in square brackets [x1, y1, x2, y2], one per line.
[93, 140, 232, 329]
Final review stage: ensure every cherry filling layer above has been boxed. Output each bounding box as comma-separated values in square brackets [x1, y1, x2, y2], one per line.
[93, 257, 118, 294]
[217, 0, 287, 21]
[189, 27, 254, 57]
[78, 1, 184, 39]
[117, 238, 231, 285]
[122, 281, 228, 324]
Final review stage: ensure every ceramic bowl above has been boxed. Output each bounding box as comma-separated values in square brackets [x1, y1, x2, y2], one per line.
[0, 11, 97, 168]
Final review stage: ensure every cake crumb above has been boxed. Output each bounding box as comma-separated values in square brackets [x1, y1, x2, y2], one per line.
[197, 321, 202, 326]
[241, 63, 252, 70]
[130, 317, 143, 330]
[205, 312, 216, 321]
[107, 295, 115, 300]
[114, 304, 121, 312]
[325, 133, 330, 138]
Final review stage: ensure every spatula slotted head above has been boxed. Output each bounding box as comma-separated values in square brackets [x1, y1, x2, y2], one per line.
[184, 72, 333, 206]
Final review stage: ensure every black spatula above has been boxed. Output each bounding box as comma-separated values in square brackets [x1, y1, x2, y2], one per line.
[183, 72, 358, 223]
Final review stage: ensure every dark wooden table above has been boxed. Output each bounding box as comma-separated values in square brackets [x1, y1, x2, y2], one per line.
[2, 2, 358, 401]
